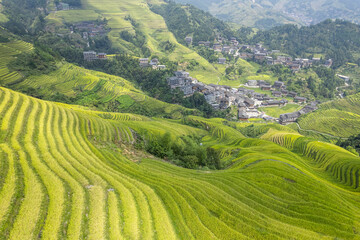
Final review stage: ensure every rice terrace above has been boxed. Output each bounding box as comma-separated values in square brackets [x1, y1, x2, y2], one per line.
[0, 0, 360, 239]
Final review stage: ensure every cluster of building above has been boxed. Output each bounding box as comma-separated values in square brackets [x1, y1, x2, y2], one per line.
[167, 71, 306, 119]
[189, 35, 334, 71]
[245, 80, 307, 103]
[238, 44, 333, 71]
[167, 70, 317, 122]
[139, 58, 166, 70]
[73, 21, 109, 39]
[279, 102, 318, 124]
[83, 51, 107, 61]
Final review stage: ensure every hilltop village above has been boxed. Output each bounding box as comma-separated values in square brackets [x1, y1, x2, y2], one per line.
[166, 70, 318, 124]
[186, 36, 334, 71]
[76, 31, 341, 124]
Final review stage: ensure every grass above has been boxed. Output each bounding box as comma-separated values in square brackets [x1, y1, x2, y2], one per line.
[259, 104, 302, 118]
[215, 58, 277, 87]
[47, 10, 101, 23]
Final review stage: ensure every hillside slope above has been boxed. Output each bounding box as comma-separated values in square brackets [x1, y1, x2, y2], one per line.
[0, 87, 360, 239]
[46, 0, 222, 83]
[0, 35, 199, 118]
[298, 93, 360, 138]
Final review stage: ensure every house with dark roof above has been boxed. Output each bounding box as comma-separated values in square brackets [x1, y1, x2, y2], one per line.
[264, 100, 284, 106]
[185, 36, 193, 45]
[260, 84, 271, 91]
[83, 51, 97, 61]
[288, 91, 297, 98]
[139, 58, 149, 67]
[272, 91, 282, 98]
[279, 112, 301, 124]
[174, 71, 190, 78]
[97, 53, 107, 60]
[218, 58, 226, 64]
[244, 98, 255, 108]
[273, 81, 285, 89]
[294, 96, 307, 103]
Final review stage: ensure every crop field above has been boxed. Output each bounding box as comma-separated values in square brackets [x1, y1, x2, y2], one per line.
[0, 36, 198, 118]
[47, 10, 102, 23]
[259, 104, 302, 118]
[0, 38, 33, 86]
[298, 93, 360, 137]
[0, 87, 359, 239]
[215, 58, 276, 87]
[4, 60, 197, 118]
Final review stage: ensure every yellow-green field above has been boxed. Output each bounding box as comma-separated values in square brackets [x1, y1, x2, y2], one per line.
[298, 93, 360, 138]
[46, 0, 223, 83]
[0, 87, 359, 239]
[216, 58, 277, 87]
[0, 35, 198, 118]
[0, 17, 360, 240]
[259, 104, 302, 118]
[0, 38, 33, 85]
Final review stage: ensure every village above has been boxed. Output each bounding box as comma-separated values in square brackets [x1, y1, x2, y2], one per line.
[185, 36, 334, 71]
[78, 31, 345, 125]
[166, 70, 319, 124]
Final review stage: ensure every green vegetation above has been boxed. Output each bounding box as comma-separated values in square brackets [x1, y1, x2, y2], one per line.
[82, 55, 226, 118]
[0, 34, 226, 118]
[77, 0, 222, 83]
[10, 62, 200, 118]
[298, 93, 360, 138]
[1, 0, 46, 35]
[0, 1, 360, 238]
[252, 20, 360, 68]
[151, 2, 233, 45]
[174, 0, 360, 29]
[0, 87, 359, 239]
[337, 133, 360, 156]
[259, 104, 301, 118]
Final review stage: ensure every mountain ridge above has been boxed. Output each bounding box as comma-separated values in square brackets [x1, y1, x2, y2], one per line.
[174, 0, 360, 29]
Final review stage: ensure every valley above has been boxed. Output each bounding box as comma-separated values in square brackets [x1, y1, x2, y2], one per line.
[0, 0, 359, 239]
[175, 0, 360, 29]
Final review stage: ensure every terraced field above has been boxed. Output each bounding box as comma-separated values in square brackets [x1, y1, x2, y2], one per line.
[0, 87, 360, 239]
[0, 35, 198, 118]
[3, 59, 197, 118]
[298, 93, 360, 138]
[259, 104, 302, 118]
[46, 0, 222, 83]
[0, 36, 33, 86]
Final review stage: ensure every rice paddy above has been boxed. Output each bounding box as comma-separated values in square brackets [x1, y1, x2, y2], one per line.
[0, 87, 359, 239]
[298, 93, 360, 137]
[0, 17, 359, 240]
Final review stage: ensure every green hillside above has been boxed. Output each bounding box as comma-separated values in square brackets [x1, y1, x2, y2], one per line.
[46, 0, 222, 83]
[298, 93, 360, 138]
[0, 36, 198, 118]
[251, 20, 360, 68]
[0, 87, 359, 239]
[0, 1, 360, 238]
